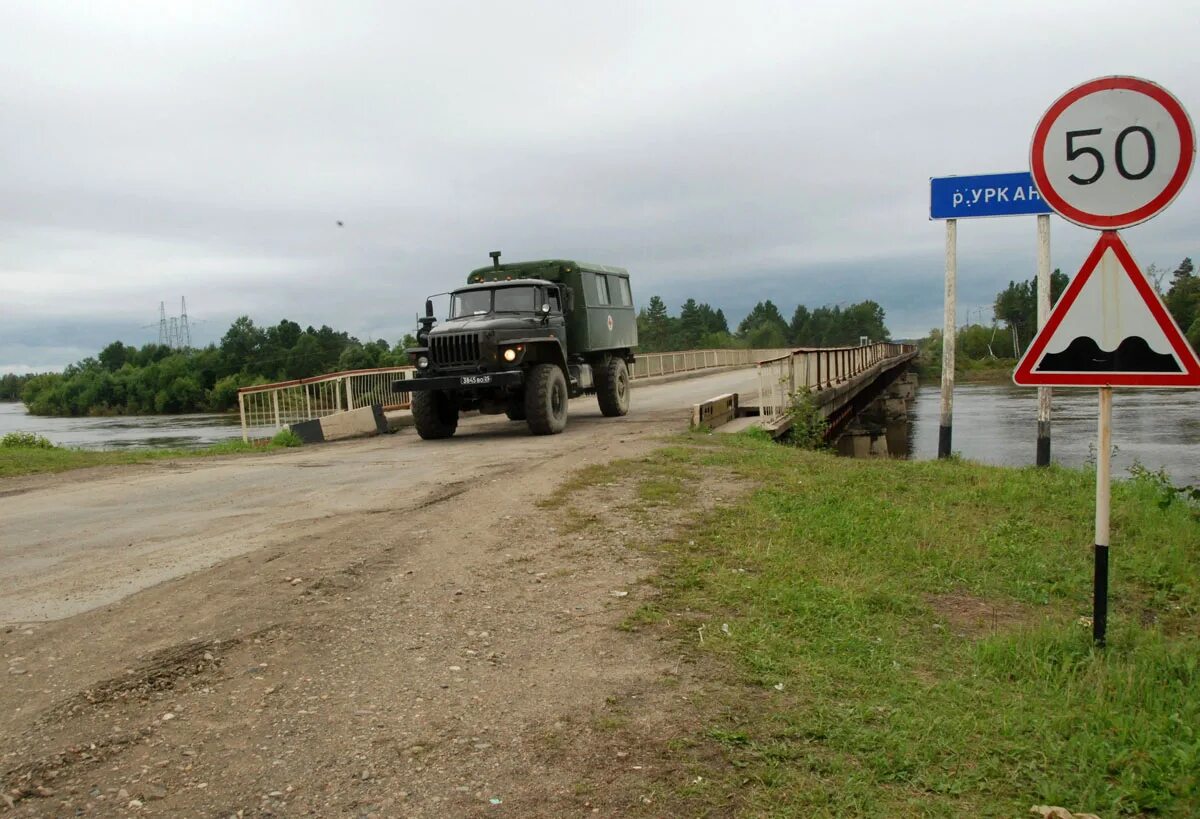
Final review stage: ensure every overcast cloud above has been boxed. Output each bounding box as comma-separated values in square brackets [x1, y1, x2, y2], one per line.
[3, 0, 1198, 372]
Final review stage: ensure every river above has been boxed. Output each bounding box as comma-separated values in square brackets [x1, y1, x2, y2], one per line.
[2, 385, 1198, 483]
[907, 383, 1200, 485]
[0, 402, 242, 450]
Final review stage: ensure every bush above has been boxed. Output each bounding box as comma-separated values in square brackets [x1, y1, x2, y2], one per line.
[270, 428, 303, 448]
[1, 432, 57, 449]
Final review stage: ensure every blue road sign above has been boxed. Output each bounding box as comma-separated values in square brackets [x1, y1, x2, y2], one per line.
[930, 171, 1052, 220]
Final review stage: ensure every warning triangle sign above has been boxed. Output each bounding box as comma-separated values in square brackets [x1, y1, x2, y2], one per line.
[1014, 232, 1200, 387]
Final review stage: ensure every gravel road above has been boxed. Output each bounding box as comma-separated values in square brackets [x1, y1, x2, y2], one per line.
[1, 368, 758, 817]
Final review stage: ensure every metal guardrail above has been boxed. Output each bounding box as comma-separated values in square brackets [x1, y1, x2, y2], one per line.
[235, 347, 846, 441]
[754, 343, 918, 425]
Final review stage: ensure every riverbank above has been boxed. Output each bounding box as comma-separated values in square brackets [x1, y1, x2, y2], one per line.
[573, 436, 1199, 816]
[0, 430, 300, 478]
[912, 357, 1018, 383]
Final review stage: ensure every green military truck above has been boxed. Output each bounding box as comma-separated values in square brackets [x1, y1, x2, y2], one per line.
[394, 252, 638, 438]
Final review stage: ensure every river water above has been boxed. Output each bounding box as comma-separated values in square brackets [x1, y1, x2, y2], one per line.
[0, 402, 242, 450]
[906, 383, 1200, 485]
[2, 385, 1198, 483]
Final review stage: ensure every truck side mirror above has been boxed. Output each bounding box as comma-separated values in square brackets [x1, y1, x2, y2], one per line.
[425, 299, 434, 318]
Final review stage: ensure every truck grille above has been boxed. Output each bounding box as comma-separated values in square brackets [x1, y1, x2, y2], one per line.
[430, 332, 481, 367]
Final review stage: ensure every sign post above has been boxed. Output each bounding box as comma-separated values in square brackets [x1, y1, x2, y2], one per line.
[1036, 214, 1053, 466]
[930, 171, 1052, 460]
[1019, 75, 1198, 646]
[939, 219, 956, 458]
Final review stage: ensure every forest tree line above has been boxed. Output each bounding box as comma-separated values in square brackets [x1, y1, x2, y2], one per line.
[636, 296, 890, 352]
[11, 294, 892, 416]
[923, 256, 1200, 372]
[17, 318, 419, 417]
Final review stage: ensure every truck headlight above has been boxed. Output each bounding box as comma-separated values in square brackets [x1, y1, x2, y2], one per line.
[417, 355, 430, 369]
[502, 348, 517, 362]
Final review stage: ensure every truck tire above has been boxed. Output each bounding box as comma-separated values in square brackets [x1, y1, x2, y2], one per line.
[505, 393, 526, 421]
[525, 364, 568, 435]
[411, 390, 458, 439]
[596, 357, 630, 417]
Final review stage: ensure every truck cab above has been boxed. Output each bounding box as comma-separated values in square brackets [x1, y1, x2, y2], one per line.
[396, 252, 638, 438]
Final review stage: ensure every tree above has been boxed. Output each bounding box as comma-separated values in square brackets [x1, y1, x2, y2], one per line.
[637, 296, 672, 352]
[678, 299, 704, 349]
[98, 341, 130, 371]
[219, 317, 267, 376]
[994, 269, 1068, 355]
[1165, 257, 1199, 335]
[789, 305, 811, 345]
[737, 300, 789, 343]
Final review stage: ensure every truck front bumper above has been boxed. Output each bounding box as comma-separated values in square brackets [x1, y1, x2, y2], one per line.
[392, 370, 524, 393]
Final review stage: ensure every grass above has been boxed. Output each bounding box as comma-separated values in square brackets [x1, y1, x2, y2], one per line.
[0, 428, 302, 479]
[607, 435, 1199, 817]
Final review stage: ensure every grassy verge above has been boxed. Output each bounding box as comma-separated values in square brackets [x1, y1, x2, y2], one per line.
[0, 429, 302, 479]
[608, 436, 1200, 816]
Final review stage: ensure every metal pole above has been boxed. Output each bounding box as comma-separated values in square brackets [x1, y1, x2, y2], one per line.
[1094, 387, 1112, 647]
[1036, 213, 1053, 466]
[938, 219, 957, 458]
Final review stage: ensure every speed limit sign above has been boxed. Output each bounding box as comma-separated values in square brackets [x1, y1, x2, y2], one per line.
[1030, 76, 1195, 229]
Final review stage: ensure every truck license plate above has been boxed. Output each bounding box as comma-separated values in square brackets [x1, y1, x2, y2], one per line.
[460, 375, 492, 386]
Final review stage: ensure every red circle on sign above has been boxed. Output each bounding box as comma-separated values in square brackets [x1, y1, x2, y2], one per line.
[1030, 76, 1195, 229]
[607, 315, 614, 331]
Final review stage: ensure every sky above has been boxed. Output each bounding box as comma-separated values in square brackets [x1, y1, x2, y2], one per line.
[3, 0, 1199, 373]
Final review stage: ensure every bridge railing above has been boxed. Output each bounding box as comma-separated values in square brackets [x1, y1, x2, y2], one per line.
[628, 348, 792, 379]
[755, 343, 918, 425]
[237, 367, 417, 442]
[236, 347, 813, 441]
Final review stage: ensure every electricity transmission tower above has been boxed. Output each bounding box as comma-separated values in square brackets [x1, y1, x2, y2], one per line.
[150, 298, 196, 350]
[179, 297, 192, 349]
[158, 302, 169, 347]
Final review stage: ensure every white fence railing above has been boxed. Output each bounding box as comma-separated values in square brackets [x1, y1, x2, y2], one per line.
[754, 343, 918, 425]
[235, 347, 867, 441]
[629, 348, 792, 379]
[237, 367, 416, 442]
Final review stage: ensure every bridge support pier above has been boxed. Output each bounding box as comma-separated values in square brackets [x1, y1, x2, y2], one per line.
[833, 372, 917, 459]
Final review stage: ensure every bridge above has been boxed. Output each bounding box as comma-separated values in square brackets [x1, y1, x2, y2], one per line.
[235, 343, 918, 446]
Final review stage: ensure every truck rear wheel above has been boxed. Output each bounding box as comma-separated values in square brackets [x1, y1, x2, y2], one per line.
[596, 357, 630, 417]
[411, 390, 458, 439]
[525, 364, 568, 435]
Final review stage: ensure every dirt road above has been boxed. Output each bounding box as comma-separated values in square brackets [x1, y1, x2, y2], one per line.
[1, 369, 756, 816]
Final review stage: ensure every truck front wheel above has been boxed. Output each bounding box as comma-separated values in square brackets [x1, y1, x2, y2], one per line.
[525, 364, 568, 435]
[596, 357, 630, 417]
[412, 390, 459, 439]
[505, 392, 527, 421]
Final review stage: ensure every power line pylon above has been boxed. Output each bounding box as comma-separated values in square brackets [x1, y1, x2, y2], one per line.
[158, 302, 169, 347]
[179, 297, 192, 349]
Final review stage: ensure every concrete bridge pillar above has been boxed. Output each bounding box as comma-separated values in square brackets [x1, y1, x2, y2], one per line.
[833, 369, 918, 459]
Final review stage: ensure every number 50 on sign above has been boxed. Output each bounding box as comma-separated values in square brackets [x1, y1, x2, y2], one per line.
[1030, 76, 1195, 230]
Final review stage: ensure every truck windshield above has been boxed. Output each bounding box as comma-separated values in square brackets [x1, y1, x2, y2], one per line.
[451, 290, 492, 317]
[450, 286, 539, 317]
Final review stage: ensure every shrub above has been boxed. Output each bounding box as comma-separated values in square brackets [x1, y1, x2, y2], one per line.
[270, 428, 303, 448]
[1, 432, 57, 449]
